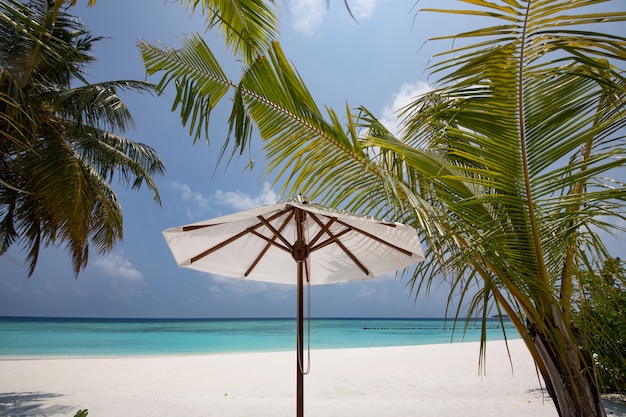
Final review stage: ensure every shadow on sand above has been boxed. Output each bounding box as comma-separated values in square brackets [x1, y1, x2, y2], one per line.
[0, 392, 76, 417]
[524, 388, 626, 416]
[603, 394, 626, 416]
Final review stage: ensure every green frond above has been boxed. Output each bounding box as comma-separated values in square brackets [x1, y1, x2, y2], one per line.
[68, 129, 165, 204]
[45, 80, 156, 133]
[179, 0, 279, 65]
[0, 68, 36, 150]
[1, 0, 164, 275]
[140, 34, 232, 144]
[12, 131, 124, 275]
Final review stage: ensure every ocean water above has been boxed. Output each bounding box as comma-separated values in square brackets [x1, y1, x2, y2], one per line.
[0, 317, 517, 357]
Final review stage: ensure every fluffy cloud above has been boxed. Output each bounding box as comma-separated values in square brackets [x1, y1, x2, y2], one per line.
[169, 181, 278, 218]
[351, 0, 377, 20]
[380, 81, 431, 136]
[289, 0, 378, 34]
[214, 182, 278, 210]
[168, 180, 212, 219]
[356, 284, 376, 299]
[289, 0, 326, 35]
[93, 252, 144, 283]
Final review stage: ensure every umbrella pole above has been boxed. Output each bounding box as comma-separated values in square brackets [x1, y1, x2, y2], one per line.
[297, 259, 304, 417]
[293, 207, 307, 417]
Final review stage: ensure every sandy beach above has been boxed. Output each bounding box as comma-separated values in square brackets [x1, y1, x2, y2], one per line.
[1, 339, 624, 417]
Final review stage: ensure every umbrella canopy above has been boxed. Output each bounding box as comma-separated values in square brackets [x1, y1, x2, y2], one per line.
[163, 196, 424, 284]
[163, 195, 424, 417]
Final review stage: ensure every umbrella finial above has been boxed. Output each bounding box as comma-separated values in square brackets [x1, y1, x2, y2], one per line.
[292, 194, 310, 204]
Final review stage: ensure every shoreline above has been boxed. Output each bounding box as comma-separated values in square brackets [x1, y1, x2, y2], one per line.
[0, 337, 515, 361]
[1, 339, 623, 417]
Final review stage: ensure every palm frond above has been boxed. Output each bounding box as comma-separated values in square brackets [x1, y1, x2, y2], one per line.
[10, 130, 124, 275]
[1, 0, 164, 275]
[178, 0, 280, 65]
[140, 34, 232, 144]
[45, 80, 156, 133]
[68, 128, 165, 204]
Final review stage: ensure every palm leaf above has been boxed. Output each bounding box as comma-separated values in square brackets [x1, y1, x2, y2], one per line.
[178, 0, 279, 65]
[46, 80, 156, 133]
[141, 34, 232, 144]
[1, 0, 165, 275]
[141, 37, 392, 207]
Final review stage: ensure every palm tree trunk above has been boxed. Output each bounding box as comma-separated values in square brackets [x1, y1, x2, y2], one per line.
[528, 321, 606, 417]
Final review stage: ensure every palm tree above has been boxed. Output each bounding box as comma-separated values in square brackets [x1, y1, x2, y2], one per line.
[0, 0, 164, 275]
[140, 1, 626, 416]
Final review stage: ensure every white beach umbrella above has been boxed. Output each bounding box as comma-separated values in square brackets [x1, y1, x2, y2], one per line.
[162, 195, 424, 417]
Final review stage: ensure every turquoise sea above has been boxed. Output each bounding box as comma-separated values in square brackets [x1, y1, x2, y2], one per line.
[0, 317, 517, 357]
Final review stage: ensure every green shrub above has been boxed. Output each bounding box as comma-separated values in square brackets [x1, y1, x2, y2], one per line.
[574, 258, 626, 393]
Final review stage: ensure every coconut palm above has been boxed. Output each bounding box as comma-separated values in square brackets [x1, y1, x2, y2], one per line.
[0, 0, 164, 275]
[140, 1, 625, 416]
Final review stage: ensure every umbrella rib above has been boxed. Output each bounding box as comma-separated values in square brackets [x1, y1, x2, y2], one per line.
[188, 208, 294, 264]
[256, 210, 295, 249]
[323, 230, 369, 276]
[309, 228, 351, 252]
[307, 214, 337, 247]
[182, 224, 214, 232]
[244, 211, 296, 276]
[190, 228, 256, 263]
[335, 219, 415, 257]
[307, 214, 369, 276]
[249, 229, 292, 253]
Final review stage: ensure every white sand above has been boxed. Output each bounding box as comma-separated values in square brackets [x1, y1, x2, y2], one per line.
[1, 339, 624, 417]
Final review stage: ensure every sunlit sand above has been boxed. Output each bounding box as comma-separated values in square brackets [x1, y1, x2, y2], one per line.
[1, 339, 623, 416]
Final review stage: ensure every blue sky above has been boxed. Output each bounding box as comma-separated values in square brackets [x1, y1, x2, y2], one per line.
[0, 0, 623, 319]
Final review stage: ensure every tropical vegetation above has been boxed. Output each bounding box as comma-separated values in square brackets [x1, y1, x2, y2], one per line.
[573, 257, 626, 393]
[0, 0, 164, 275]
[138, 1, 626, 416]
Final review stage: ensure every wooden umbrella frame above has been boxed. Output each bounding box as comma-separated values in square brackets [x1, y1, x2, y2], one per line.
[175, 201, 418, 417]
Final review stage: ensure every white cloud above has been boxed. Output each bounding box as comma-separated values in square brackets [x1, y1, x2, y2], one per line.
[168, 180, 279, 220]
[351, 0, 377, 20]
[356, 284, 376, 299]
[168, 180, 211, 219]
[94, 252, 144, 283]
[289, 0, 326, 34]
[214, 182, 278, 211]
[0, 279, 24, 295]
[380, 81, 431, 136]
[289, 0, 378, 34]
